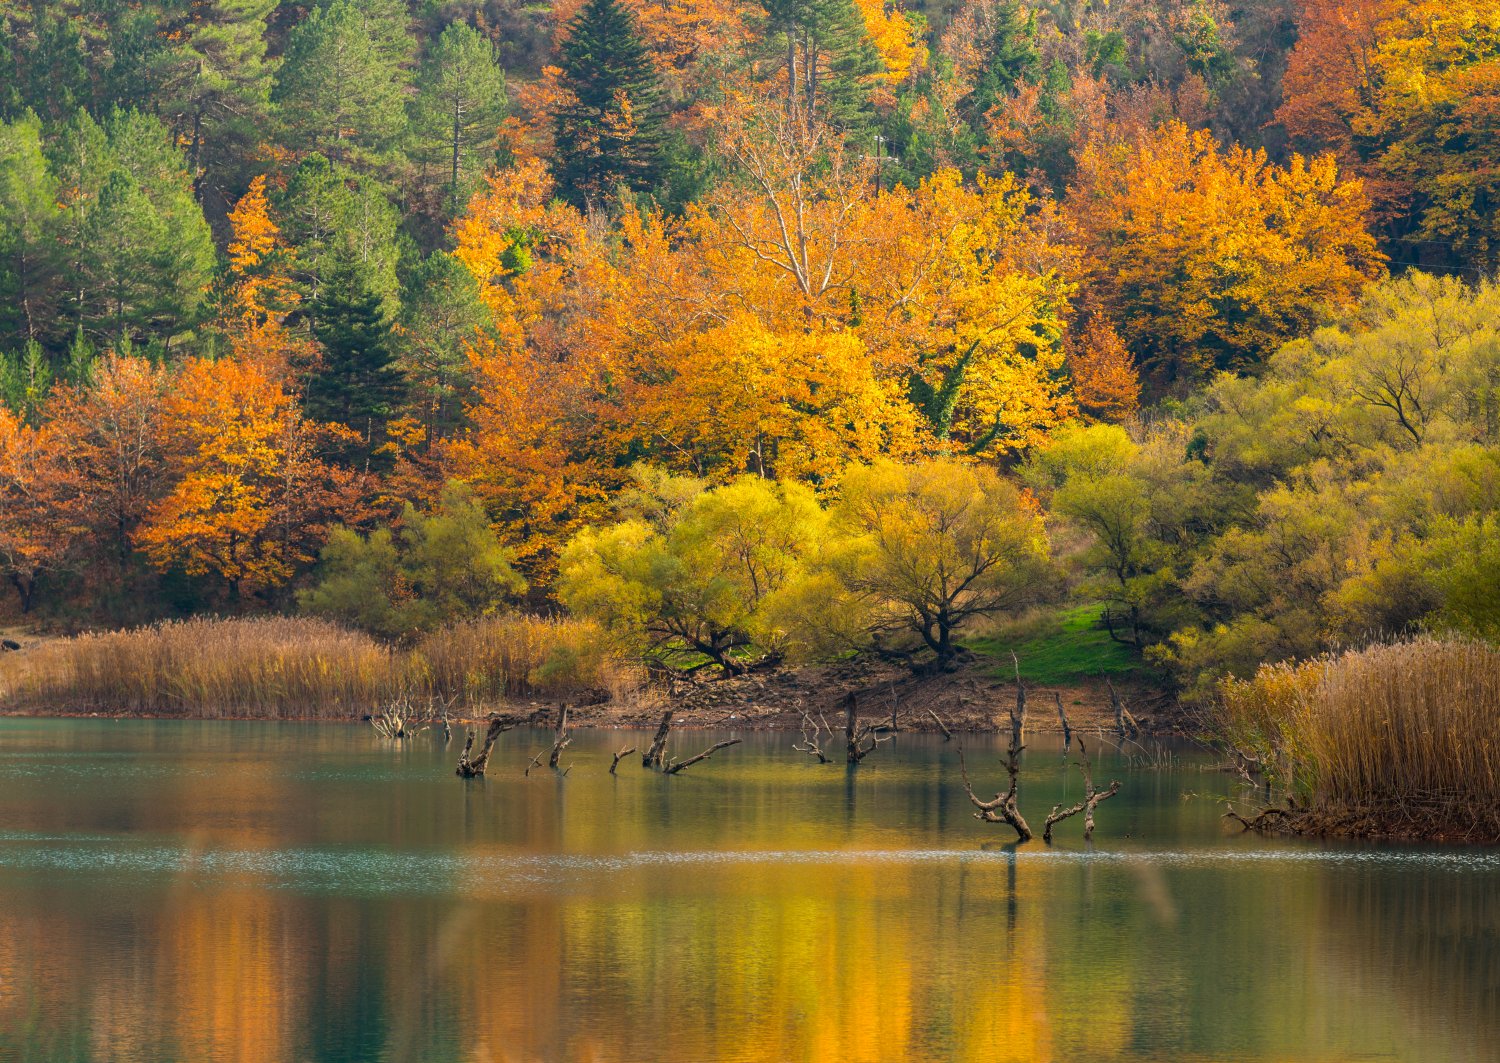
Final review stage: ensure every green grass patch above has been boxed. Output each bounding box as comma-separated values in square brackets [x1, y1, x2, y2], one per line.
[965, 604, 1143, 685]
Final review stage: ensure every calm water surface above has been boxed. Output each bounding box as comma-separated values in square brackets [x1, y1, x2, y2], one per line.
[0, 719, 1495, 1062]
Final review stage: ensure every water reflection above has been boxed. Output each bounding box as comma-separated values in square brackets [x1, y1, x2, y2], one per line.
[0, 721, 1495, 1062]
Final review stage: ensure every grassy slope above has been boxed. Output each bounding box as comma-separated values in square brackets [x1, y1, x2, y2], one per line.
[964, 604, 1143, 686]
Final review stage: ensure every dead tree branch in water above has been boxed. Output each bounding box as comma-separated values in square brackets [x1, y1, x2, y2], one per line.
[643, 710, 674, 770]
[455, 716, 515, 777]
[1042, 738, 1121, 842]
[547, 704, 572, 770]
[1008, 652, 1026, 748]
[609, 746, 637, 775]
[523, 749, 545, 777]
[793, 712, 832, 763]
[1052, 691, 1072, 750]
[1108, 678, 1139, 739]
[957, 743, 1032, 842]
[927, 708, 953, 741]
[844, 692, 892, 764]
[665, 738, 742, 774]
[371, 695, 430, 739]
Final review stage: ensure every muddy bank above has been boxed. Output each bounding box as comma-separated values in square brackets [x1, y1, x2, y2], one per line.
[1226, 801, 1500, 846]
[502, 658, 1190, 736]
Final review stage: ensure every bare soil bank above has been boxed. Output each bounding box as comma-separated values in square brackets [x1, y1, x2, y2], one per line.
[486, 658, 1189, 736]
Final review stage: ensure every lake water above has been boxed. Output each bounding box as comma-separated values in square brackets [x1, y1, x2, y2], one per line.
[0, 719, 1495, 1062]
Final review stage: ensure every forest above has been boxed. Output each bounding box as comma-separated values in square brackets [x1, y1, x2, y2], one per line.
[1, 0, 1498, 705]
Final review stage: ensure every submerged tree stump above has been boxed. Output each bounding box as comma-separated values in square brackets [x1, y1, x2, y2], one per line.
[455, 716, 514, 778]
[643, 710, 674, 770]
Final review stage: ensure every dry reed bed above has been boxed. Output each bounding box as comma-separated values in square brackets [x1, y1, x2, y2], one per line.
[1221, 636, 1500, 838]
[0, 616, 634, 719]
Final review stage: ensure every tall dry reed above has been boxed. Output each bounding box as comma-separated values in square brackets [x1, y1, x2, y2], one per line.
[0, 615, 638, 718]
[411, 614, 639, 704]
[1221, 636, 1500, 829]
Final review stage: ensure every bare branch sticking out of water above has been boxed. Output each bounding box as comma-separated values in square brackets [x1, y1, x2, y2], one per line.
[455, 716, 515, 777]
[957, 743, 1032, 842]
[1043, 738, 1121, 842]
[609, 746, 637, 775]
[665, 738, 742, 775]
[643, 710, 674, 770]
[793, 712, 831, 763]
[548, 704, 572, 770]
[927, 708, 953, 741]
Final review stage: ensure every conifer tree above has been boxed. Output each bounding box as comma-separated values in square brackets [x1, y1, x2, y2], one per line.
[307, 256, 405, 463]
[413, 21, 507, 207]
[274, 0, 411, 169]
[553, 0, 666, 207]
[758, 0, 882, 131]
[968, 0, 1041, 116]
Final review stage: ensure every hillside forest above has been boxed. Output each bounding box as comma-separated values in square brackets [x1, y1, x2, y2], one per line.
[2, 0, 1499, 697]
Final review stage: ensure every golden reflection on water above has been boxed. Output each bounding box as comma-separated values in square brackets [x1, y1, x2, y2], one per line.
[0, 722, 1496, 1063]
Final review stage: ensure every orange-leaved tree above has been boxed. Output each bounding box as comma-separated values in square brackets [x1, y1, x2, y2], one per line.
[0, 404, 84, 612]
[135, 357, 358, 601]
[1067, 120, 1385, 388]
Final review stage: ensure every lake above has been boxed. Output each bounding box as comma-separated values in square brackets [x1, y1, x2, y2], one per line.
[0, 719, 1495, 1062]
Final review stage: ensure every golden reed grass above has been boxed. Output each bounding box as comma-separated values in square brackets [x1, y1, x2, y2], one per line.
[0, 615, 636, 719]
[1221, 636, 1500, 832]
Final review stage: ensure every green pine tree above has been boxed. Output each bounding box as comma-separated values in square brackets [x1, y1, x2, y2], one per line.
[968, 0, 1041, 118]
[757, 0, 882, 132]
[552, 0, 665, 208]
[413, 21, 507, 209]
[307, 256, 406, 464]
[274, 0, 411, 169]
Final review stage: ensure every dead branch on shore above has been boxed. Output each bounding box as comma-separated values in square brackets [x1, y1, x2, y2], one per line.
[1108, 678, 1139, 739]
[455, 716, 515, 777]
[609, 745, 636, 775]
[547, 703, 572, 770]
[664, 738, 742, 774]
[957, 742, 1032, 842]
[793, 711, 832, 763]
[845, 692, 893, 764]
[927, 708, 953, 741]
[1042, 738, 1121, 842]
[1052, 692, 1072, 750]
[642, 710, 674, 770]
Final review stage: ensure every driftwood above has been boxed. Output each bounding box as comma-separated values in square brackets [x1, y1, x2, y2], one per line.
[792, 712, 832, 763]
[1052, 691, 1072, 750]
[455, 716, 515, 777]
[1042, 738, 1121, 842]
[664, 738, 742, 774]
[609, 745, 636, 775]
[547, 704, 572, 770]
[844, 692, 892, 764]
[1108, 678, 1139, 739]
[523, 749, 545, 777]
[927, 708, 953, 741]
[957, 742, 1032, 842]
[642, 710, 674, 770]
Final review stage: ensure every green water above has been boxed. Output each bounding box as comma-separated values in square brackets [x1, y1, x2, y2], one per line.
[0, 719, 1495, 1063]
